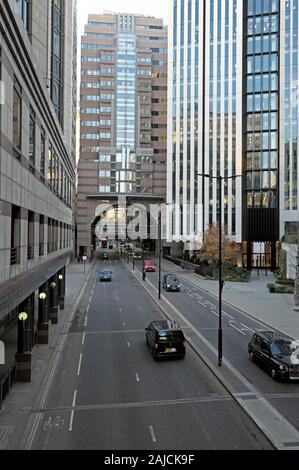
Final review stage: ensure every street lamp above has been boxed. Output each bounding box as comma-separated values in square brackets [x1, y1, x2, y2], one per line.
[198, 173, 242, 367]
[158, 209, 162, 300]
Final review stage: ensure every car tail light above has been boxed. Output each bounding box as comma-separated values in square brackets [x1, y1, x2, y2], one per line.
[155, 343, 158, 350]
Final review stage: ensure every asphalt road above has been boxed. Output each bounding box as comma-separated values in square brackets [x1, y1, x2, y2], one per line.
[133, 257, 299, 433]
[26, 260, 272, 450]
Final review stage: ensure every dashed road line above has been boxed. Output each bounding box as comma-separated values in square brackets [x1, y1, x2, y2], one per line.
[136, 373, 140, 383]
[82, 332, 86, 346]
[72, 390, 77, 408]
[149, 426, 157, 443]
[85, 317, 88, 327]
[229, 321, 247, 336]
[127, 342, 131, 348]
[77, 354, 83, 376]
[69, 411, 75, 432]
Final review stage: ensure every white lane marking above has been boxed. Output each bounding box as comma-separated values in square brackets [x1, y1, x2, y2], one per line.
[82, 332, 86, 346]
[211, 310, 219, 318]
[69, 411, 75, 432]
[149, 426, 157, 443]
[72, 390, 77, 408]
[92, 289, 95, 296]
[229, 322, 246, 336]
[85, 317, 88, 327]
[223, 311, 234, 320]
[87, 305, 90, 313]
[127, 342, 131, 348]
[241, 323, 255, 333]
[77, 354, 83, 376]
[89, 296, 92, 304]
[136, 373, 140, 382]
[122, 322, 126, 328]
[119, 308, 123, 313]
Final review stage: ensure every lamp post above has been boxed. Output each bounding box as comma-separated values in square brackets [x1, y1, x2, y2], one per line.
[198, 173, 242, 367]
[142, 241, 146, 281]
[158, 209, 162, 300]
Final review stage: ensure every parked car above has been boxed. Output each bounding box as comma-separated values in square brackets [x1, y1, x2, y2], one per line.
[146, 320, 186, 360]
[134, 252, 142, 260]
[100, 270, 113, 282]
[162, 274, 181, 292]
[248, 331, 299, 381]
[144, 260, 156, 272]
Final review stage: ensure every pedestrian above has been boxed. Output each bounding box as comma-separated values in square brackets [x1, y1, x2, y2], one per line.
[77, 255, 80, 264]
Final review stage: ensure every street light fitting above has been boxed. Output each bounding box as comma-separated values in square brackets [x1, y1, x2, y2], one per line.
[39, 293, 47, 300]
[51, 282, 56, 289]
[59, 275, 64, 280]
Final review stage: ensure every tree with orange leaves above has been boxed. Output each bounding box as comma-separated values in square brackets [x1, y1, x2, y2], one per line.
[197, 223, 240, 266]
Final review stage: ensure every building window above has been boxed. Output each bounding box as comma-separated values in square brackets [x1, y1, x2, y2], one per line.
[15, 0, 30, 32]
[99, 186, 111, 193]
[29, 108, 36, 169]
[13, 79, 22, 154]
[40, 129, 46, 177]
[99, 170, 111, 177]
[51, 0, 64, 125]
[100, 155, 111, 162]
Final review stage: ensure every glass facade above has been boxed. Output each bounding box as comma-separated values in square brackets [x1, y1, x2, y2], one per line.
[51, 0, 64, 124]
[15, 0, 30, 32]
[284, 0, 298, 211]
[245, 0, 279, 211]
[116, 30, 137, 193]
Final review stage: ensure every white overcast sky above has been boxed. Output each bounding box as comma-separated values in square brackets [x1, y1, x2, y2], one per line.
[77, 0, 169, 36]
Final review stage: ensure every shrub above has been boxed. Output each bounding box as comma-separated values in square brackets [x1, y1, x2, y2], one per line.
[267, 283, 294, 294]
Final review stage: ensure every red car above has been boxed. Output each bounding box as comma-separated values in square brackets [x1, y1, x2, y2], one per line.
[144, 260, 156, 272]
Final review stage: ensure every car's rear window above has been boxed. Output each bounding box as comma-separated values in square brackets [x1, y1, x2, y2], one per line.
[158, 331, 184, 341]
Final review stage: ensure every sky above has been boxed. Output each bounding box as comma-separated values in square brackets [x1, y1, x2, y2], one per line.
[77, 0, 169, 36]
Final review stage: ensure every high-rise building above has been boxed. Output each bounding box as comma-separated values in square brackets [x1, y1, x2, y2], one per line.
[168, 0, 299, 270]
[0, 0, 77, 379]
[78, 12, 167, 257]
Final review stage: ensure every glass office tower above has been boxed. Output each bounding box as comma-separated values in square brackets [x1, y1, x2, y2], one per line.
[168, 0, 299, 269]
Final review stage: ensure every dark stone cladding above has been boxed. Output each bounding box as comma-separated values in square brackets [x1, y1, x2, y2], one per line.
[0, 199, 11, 216]
[0, 253, 71, 321]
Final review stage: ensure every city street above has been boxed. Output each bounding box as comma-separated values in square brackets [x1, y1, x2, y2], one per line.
[23, 260, 272, 450]
[133, 257, 299, 435]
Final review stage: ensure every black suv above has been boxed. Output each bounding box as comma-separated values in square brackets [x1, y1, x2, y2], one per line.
[162, 274, 181, 292]
[248, 331, 299, 381]
[146, 320, 186, 360]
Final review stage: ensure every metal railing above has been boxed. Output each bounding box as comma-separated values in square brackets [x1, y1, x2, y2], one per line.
[27, 245, 33, 260]
[10, 247, 19, 266]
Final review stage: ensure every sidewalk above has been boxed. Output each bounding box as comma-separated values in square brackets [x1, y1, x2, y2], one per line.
[169, 263, 299, 339]
[0, 261, 93, 450]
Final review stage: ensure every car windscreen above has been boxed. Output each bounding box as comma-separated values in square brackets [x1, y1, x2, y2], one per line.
[158, 331, 184, 341]
[271, 340, 299, 360]
[167, 276, 178, 283]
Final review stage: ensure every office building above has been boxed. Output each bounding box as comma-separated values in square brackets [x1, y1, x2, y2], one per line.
[168, 0, 298, 269]
[78, 12, 167, 256]
[0, 0, 77, 380]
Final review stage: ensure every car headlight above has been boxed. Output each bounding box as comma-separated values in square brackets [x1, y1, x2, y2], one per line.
[279, 365, 288, 371]
[167, 285, 171, 288]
